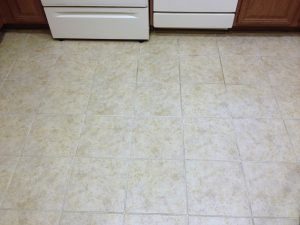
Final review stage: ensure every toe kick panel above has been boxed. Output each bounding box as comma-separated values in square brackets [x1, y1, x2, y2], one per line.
[45, 7, 149, 40]
[154, 13, 235, 29]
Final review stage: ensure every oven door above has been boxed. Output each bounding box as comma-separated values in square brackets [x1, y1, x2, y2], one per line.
[154, 0, 238, 12]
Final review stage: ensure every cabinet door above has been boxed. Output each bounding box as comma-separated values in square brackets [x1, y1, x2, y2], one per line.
[235, 0, 300, 27]
[7, 0, 47, 24]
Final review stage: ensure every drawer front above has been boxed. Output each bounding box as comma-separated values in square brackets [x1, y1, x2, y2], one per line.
[42, 0, 148, 7]
[45, 7, 149, 40]
[154, 0, 238, 13]
[154, 13, 235, 29]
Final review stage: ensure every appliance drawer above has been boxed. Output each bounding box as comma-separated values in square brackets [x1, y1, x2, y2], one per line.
[154, 0, 238, 13]
[154, 13, 235, 29]
[44, 7, 149, 40]
[42, 0, 148, 7]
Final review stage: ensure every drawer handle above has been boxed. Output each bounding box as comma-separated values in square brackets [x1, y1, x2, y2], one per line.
[56, 12, 137, 19]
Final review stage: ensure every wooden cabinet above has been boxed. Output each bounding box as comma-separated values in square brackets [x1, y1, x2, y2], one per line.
[0, 0, 47, 26]
[235, 0, 300, 28]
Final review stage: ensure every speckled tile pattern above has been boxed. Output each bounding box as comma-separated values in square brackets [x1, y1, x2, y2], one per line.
[0, 30, 299, 224]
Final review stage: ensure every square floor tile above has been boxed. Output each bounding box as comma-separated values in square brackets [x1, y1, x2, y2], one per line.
[180, 55, 224, 84]
[179, 36, 219, 56]
[60, 212, 123, 225]
[221, 55, 269, 86]
[217, 35, 259, 56]
[0, 157, 19, 204]
[125, 215, 187, 225]
[285, 119, 300, 160]
[254, 218, 299, 225]
[136, 82, 181, 117]
[262, 56, 300, 86]
[65, 158, 127, 212]
[186, 161, 251, 216]
[189, 217, 252, 225]
[274, 85, 300, 119]
[227, 85, 280, 118]
[88, 82, 136, 116]
[132, 117, 183, 159]
[0, 80, 45, 114]
[255, 36, 285, 57]
[0, 210, 61, 225]
[23, 114, 84, 157]
[244, 162, 300, 217]
[140, 42, 178, 56]
[126, 160, 187, 214]
[184, 118, 239, 160]
[138, 53, 179, 83]
[2, 157, 71, 210]
[182, 84, 229, 118]
[233, 119, 296, 162]
[77, 116, 132, 158]
[94, 53, 138, 83]
[0, 50, 18, 82]
[39, 83, 91, 114]
[0, 114, 33, 156]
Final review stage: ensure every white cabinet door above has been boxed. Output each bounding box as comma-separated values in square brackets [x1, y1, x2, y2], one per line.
[154, 0, 238, 12]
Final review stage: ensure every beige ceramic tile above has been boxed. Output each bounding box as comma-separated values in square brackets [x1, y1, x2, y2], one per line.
[221, 55, 269, 86]
[146, 33, 179, 45]
[285, 119, 300, 160]
[234, 119, 296, 162]
[7, 57, 53, 85]
[254, 218, 299, 225]
[23, 114, 83, 157]
[2, 157, 71, 210]
[255, 36, 287, 57]
[279, 35, 300, 58]
[0, 50, 16, 82]
[186, 161, 250, 216]
[262, 56, 300, 86]
[0, 157, 19, 204]
[138, 53, 179, 83]
[0, 80, 45, 114]
[77, 116, 132, 158]
[60, 212, 123, 225]
[244, 162, 300, 217]
[64, 158, 127, 212]
[94, 53, 138, 83]
[227, 85, 280, 118]
[132, 117, 183, 159]
[0, 114, 33, 156]
[182, 84, 229, 118]
[0, 31, 28, 52]
[189, 217, 252, 225]
[274, 85, 300, 119]
[179, 35, 219, 56]
[217, 35, 259, 56]
[180, 55, 224, 84]
[135, 82, 181, 116]
[184, 118, 239, 160]
[88, 81, 135, 116]
[125, 215, 187, 225]
[126, 160, 187, 214]
[0, 210, 61, 225]
[47, 54, 97, 87]
[140, 42, 178, 56]
[104, 41, 140, 56]
[39, 83, 91, 114]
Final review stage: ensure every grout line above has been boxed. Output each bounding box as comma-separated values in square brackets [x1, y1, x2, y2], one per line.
[177, 37, 190, 225]
[57, 55, 99, 225]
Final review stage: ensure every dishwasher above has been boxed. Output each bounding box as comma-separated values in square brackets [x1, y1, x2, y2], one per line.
[153, 0, 239, 29]
[41, 0, 149, 40]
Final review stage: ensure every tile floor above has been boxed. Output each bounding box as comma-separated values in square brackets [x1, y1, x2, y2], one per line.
[0, 30, 300, 225]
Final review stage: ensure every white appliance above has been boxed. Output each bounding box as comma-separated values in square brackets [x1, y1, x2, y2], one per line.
[41, 0, 149, 40]
[154, 0, 238, 29]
